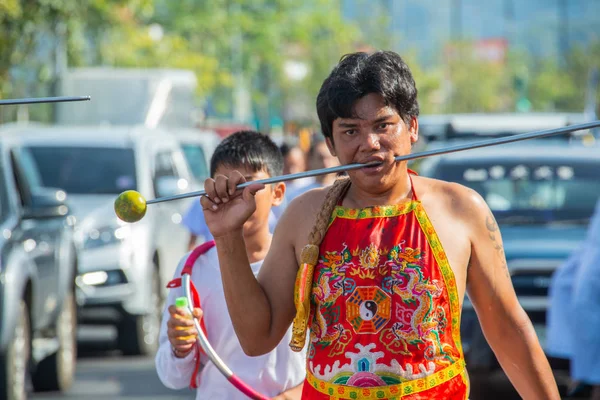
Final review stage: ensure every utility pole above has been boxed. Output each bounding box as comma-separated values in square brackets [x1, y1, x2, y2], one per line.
[451, 0, 462, 41]
[230, 1, 249, 124]
[584, 67, 599, 138]
[557, 0, 568, 66]
[388, 0, 399, 51]
[51, 21, 68, 123]
[503, 0, 515, 46]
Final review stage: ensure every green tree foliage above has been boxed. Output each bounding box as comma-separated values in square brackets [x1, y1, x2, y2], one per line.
[0, 0, 153, 94]
[0, 0, 151, 121]
[423, 39, 600, 115]
[15, 0, 361, 127]
[146, 0, 361, 126]
[1, 1, 598, 124]
[528, 41, 600, 113]
[443, 42, 513, 113]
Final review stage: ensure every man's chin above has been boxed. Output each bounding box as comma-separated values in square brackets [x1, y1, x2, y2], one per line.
[349, 171, 401, 193]
[354, 176, 386, 191]
[352, 166, 388, 182]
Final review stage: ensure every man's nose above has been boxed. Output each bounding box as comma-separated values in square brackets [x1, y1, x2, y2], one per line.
[361, 132, 381, 151]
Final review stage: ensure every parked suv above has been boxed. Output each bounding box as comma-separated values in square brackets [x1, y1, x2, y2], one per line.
[419, 141, 600, 372]
[0, 133, 78, 400]
[418, 112, 589, 145]
[1, 124, 193, 356]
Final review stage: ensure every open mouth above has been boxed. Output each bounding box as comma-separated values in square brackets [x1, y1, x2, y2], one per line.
[360, 160, 385, 173]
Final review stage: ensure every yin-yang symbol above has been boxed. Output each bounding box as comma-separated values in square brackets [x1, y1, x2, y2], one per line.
[359, 300, 378, 321]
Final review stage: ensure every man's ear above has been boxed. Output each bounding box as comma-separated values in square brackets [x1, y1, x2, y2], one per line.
[408, 116, 419, 144]
[271, 182, 286, 206]
[325, 137, 336, 157]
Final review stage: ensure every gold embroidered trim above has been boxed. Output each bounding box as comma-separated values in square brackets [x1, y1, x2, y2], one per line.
[306, 358, 466, 399]
[413, 203, 464, 357]
[333, 202, 417, 220]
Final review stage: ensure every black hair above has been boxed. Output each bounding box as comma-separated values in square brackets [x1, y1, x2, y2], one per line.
[279, 143, 292, 158]
[316, 50, 420, 141]
[210, 130, 283, 178]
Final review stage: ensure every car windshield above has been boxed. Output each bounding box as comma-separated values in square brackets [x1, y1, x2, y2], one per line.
[26, 146, 137, 194]
[434, 159, 600, 224]
[180, 143, 209, 182]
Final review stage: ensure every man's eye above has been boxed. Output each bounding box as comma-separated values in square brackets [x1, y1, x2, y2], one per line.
[378, 123, 390, 129]
[345, 129, 356, 135]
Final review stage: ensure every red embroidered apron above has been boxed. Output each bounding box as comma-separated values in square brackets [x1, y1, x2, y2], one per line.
[302, 180, 468, 399]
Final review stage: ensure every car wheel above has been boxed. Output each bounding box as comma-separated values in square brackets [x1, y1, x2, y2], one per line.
[117, 268, 162, 356]
[0, 299, 31, 400]
[31, 291, 76, 392]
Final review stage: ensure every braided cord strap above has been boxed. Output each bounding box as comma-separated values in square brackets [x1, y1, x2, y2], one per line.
[290, 245, 319, 351]
[289, 178, 351, 352]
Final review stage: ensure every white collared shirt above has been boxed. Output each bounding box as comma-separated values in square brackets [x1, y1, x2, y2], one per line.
[155, 247, 306, 399]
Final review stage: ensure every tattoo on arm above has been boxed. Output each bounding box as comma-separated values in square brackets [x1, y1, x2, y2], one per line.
[485, 214, 511, 279]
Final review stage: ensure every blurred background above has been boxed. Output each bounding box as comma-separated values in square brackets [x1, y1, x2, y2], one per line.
[0, 1, 598, 399]
[1, 0, 599, 131]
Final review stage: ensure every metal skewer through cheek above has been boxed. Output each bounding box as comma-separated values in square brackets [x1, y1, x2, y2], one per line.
[0, 96, 91, 105]
[146, 120, 600, 205]
[182, 274, 269, 400]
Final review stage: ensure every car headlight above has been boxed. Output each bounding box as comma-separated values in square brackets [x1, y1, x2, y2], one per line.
[83, 224, 131, 249]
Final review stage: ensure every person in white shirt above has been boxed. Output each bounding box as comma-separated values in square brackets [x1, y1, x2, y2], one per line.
[156, 131, 306, 399]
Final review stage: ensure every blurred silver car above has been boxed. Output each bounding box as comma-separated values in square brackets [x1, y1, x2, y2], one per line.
[2, 124, 193, 355]
[0, 133, 78, 400]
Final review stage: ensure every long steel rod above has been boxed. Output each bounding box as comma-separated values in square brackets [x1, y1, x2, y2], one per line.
[147, 120, 600, 205]
[0, 96, 91, 106]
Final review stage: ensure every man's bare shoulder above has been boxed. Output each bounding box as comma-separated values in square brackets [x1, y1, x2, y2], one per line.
[278, 186, 329, 228]
[287, 186, 329, 212]
[415, 175, 489, 222]
[272, 186, 330, 263]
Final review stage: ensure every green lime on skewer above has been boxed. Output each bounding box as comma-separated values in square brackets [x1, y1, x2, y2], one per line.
[114, 190, 147, 223]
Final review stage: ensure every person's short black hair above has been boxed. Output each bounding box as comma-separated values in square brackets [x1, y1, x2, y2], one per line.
[279, 143, 292, 158]
[316, 50, 420, 141]
[210, 130, 283, 178]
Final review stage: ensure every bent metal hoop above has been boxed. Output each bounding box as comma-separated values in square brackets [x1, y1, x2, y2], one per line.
[182, 274, 269, 400]
[146, 120, 600, 205]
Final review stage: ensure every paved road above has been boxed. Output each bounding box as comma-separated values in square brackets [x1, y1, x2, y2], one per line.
[31, 327, 192, 400]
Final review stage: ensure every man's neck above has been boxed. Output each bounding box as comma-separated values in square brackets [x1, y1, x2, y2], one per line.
[346, 170, 413, 209]
[244, 229, 272, 264]
[316, 173, 337, 187]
